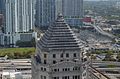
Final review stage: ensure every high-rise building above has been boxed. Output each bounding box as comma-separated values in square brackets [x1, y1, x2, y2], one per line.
[0, 0, 5, 29]
[61, 0, 83, 27]
[35, 0, 55, 28]
[5, 0, 36, 34]
[35, 0, 83, 28]
[116, 2, 120, 9]
[0, 14, 3, 27]
[3, 0, 37, 47]
[32, 14, 88, 79]
[0, 0, 5, 14]
[0, 14, 4, 46]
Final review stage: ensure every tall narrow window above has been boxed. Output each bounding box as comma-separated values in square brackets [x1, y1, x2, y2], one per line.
[53, 77, 59, 79]
[68, 68, 70, 71]
[44, 60, 47, 64]
[53, 54, 56, 58]
[41, 67, 43, 71]
[65, 76, 67, 79]
[44, 76, 46, 79]
[75, 76, 77, 79]
[54, 69, 57, 72]
[53, 60, 57, 64]
[65, 68, 67, 71]
[53, 77, 56, 79]
[44, 68, 46, 71]
[78, 75, 80, 79]
[44, 54, 47, 58]
[67, 76, 69, 79]
[66, 53, 69, 57]
[73, 76, 74, 79]
[62, 77, 64, 79]
[61, 53, 63, 58]
[73, 53, 77, 57]
[62, 76, 69, 79]
[41, 75, 43, 79]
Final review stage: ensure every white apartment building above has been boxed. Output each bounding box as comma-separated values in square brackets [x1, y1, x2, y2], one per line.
[3, 32, 37, 47]
[5, 0, 36, 33]
[3, 0, 36, 47]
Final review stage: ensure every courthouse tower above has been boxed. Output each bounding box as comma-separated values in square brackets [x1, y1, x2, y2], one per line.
[32, 14, 88, 79]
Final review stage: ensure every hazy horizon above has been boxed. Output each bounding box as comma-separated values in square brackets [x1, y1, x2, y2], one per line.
[84, 0, 108, 1]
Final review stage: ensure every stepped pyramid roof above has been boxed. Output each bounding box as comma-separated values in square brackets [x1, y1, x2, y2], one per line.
[37, 13, 84, 51]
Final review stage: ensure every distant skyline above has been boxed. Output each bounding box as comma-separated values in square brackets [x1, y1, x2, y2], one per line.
[84, 0, 108, 1]
[85, 0, 120, 2]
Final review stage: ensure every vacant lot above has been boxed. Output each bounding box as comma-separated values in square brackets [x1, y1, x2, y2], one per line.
[0, 48, 35, 59]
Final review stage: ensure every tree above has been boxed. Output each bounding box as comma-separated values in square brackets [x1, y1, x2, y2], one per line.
[103, 52, 116, 61]
[16, 38, 36, 47]
[31, 37, 36, 47]
[91, 54, 96, 60]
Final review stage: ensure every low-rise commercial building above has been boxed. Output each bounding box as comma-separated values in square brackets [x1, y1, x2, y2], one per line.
[0, 32, 37, 47]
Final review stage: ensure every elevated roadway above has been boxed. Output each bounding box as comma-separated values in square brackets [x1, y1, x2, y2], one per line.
[93, 25, 115, 39]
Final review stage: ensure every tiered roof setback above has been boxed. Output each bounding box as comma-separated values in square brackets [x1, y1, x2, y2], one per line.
[37, 13, 84, 51]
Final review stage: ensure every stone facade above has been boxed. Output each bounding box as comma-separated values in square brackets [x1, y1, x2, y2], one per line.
[32, 14, 88, 79]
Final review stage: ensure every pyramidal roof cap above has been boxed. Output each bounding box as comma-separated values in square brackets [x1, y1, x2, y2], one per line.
[37, 14, 84, 51]
[56, 13, 64, 22]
